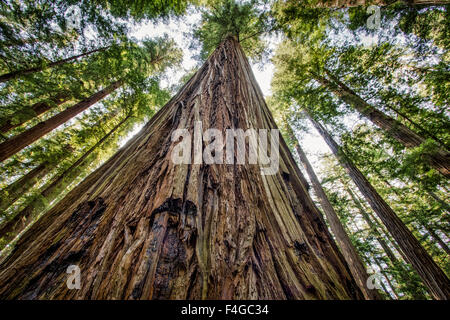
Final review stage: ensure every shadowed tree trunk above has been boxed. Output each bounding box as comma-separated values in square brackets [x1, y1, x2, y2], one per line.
[0, 46, 109, 83]
[0, 163, 50, 213]
[422, 225, 450, 256]
[287, 124, 381, 299]
[343, 184, 399, 264]
[0, 115, 130, 248]
[0, 37, 364, 300]
[0, 80, 123, 162]
[0, 92, 72, 134]
[313, 70, 450, 177]
[307, 113, 450, 300]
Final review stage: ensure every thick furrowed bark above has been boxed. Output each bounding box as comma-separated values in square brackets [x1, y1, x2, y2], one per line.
[288, 125, 382, 299]
[0, 115, 129, 247]
[0, 80, 123, 162]
[0, 37, 363, 300]
[314, 71, 450, 177]
[308, 114, 450, 300]
[0, 92, 71, 134]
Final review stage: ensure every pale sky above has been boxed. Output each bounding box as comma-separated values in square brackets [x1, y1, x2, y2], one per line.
[127, 13, 342, 178]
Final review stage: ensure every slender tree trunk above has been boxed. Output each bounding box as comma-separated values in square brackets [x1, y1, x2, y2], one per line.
[0, 92, 71, 133]
[0, 46, 109, 83]
[372, 257, 399, 300]
[381, 103, 449, 151]
[422, 225, 450, 256]
[287, 125, 381, 299]
[0, 37, 364, 300]
[0, 80, 123, 162]
[0, 115, 130, 247]
[344, 183, 400, 264]
[314, 0, 450, 7]
[375, 175, 450, 255]
[427, 190, 450, 213]
[307, 113, 450, 300]
[313, 70, 450, 177]
[0, 163, 50, 213]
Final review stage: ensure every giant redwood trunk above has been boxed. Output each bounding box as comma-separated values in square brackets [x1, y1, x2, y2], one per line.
[0, 37, 364, 300]
[314, 70, 450, 177]
[0, 80, 123, 162]
[0, 92, 72, 134]
[288, 125, 381, 300]
[0, 115, 130, 248]
[308, 114, 450, 300]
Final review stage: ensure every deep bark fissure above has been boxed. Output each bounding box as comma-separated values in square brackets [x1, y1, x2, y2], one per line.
[0, 37, 364, 300]
[0, 114, 130, 247]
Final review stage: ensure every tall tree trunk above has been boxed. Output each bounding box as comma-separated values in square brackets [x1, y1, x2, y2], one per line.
[307, 113, 450, 300]
[313, 70, 450, 177]
[343, 182, 399, 264]
[373, 257, 399, 300]
[0, 37, 364, 300]
[0, 115, 129, 248]
[0, 46, 109, 83]
[381, 103, 449, 151]
[314, 0, 450, 7]
[0, 80, 123, 162]
[0, 92, 72, 134]
[427, 190, 450, 213]
[287, 125, 381, 299]
[0, 163, 50, 213]
[422, 225, 450, 256]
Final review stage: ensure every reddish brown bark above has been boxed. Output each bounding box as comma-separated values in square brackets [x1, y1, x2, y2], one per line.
[0, 38, 364, 300]
[308, 113, 450, 300]
[0, 115, 129, 247]
[288, 125, 382, 299]
[0, 80, 123, 162]
[0, 92, 71, 133]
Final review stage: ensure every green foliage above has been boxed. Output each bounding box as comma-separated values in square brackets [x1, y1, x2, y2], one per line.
[193, 0, 273, 60]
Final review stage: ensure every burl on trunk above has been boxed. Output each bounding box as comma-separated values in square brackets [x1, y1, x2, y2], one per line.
[0, 37, 363, 300]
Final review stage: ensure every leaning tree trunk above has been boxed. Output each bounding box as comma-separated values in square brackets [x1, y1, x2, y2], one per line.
[0, 46, 109, 83]
[343, 184, 399, 265]
[0, 92, 72, 133]
[0, 114, 130, 248]
[307, 113, 450, 300]
[0, 163, 50, 213]
[287, 124, 381, 299]
[0, 80, 123, 162]
[313, 0, 450, 7]
[0, 37, 364, 300]
[313, 70, 450, 177]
